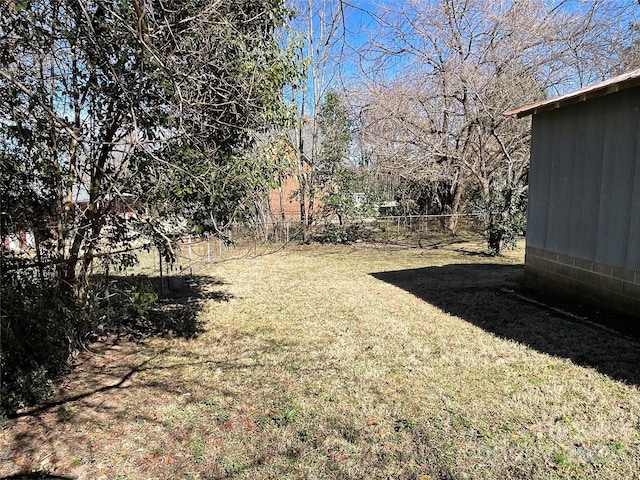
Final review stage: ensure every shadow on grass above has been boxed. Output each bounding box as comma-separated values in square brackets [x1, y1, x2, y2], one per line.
[103, 274, 232, 342]
[6, 351, 163, 420]
[6, 274, 231, 421]
[371, 263, 640, 387]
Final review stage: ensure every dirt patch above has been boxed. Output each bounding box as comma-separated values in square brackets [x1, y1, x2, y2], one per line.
[2, 339, 145, 478]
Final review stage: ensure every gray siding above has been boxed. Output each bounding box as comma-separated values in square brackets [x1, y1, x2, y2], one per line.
[527, 87, 640, 273]
[627, 129, 640, 271]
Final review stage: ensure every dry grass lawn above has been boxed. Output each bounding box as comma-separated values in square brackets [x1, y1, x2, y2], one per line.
[2, 240, 640, 479]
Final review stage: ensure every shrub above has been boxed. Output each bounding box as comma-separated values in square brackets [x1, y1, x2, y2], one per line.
[0, 269, 75, 414]
[315, 221, 372, 244]
[0, 265, 157, 416]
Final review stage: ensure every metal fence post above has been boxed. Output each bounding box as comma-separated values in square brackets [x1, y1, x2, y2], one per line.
[188, 235, 193, 275]
[158, 247, 164, 295]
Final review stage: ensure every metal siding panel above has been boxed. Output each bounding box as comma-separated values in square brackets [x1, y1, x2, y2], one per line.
[595, 90, 637, 268]
[569, 100, 604, 261]
[628, 190, 640, 271]
[626, 91, 640, 272]
[526, 115, 553, 249]
[527, 85, 640, 274]
[545, 108, 575, 254]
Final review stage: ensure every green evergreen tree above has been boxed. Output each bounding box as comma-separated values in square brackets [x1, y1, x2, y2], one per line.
[317, 90, 355, 226]
[0, 0, 301, 413]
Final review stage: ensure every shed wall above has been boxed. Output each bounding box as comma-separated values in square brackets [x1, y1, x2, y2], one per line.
[525, 87, 640, 317]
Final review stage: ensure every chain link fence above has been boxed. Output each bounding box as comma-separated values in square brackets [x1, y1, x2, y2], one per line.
[232, 213, 485, 244]
[2, 214, 487, 282]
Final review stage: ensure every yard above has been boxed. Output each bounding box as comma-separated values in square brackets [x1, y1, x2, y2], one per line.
[2, 240, 639, 479]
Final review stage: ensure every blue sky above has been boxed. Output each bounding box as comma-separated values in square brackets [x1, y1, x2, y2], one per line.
[288, 0, 639, 110]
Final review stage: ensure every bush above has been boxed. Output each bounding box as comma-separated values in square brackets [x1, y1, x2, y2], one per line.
[0, 265, 157, 416]
[314, 221, 373, 244]
[0, 269, 75, 415]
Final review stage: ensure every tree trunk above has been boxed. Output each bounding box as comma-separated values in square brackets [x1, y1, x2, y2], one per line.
[445, 184, 463, 235]
[488, 227, 503, 255]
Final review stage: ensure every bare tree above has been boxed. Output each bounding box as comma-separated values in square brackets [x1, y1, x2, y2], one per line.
[620, 22, 640, 72]
[287, 0, 350, 239]
[354, 0, 637, 252]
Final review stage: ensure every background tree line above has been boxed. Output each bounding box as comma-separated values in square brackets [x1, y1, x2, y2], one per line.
[285, 0, 638, 252]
